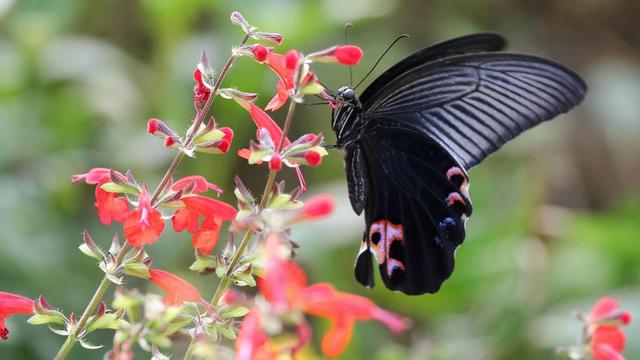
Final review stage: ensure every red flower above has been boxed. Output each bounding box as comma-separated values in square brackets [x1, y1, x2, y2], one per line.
[123, 187, 165, 248]
[241, 255, 410, 358]
[172, 196, 237, 255]
[587, 297, 632, 360]
[72, 168, 130, 225]
[0, 292, 34, 341]
[148, 269, 202, 306]
[193, 68, 211, 108]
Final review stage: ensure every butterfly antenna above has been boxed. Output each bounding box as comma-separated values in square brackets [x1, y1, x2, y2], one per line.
[354, 34, 409, 90]
[344, 23, 354, 87]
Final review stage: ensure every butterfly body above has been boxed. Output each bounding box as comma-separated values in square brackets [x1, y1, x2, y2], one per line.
[332, 33, 587, 295]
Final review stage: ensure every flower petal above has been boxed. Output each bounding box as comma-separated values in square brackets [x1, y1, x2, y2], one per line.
[590, 297, 620, 323]
[321, 316, 355, 358]
[249, 104, 290, 149]
[149, 269, 201, 306]
[182, 196, 237, 220]
[592, 326, 626, 353]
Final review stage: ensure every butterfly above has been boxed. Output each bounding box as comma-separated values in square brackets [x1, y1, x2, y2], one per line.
[330, 33, 587, 295]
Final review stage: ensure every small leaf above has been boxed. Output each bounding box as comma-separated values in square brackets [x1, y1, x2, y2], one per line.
[219, 306, 249, 318]
[78, 338, 103, 350]
[217, 326, 237, 340]
[233, 273, 256, 287]
[100, 182, 139, 195]
[189, 253, 216, 272]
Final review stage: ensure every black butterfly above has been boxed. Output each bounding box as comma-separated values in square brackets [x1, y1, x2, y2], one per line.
[330, 33, 587, 295]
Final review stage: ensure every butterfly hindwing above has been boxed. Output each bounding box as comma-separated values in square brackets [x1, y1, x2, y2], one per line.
[353, 117, 472, 295]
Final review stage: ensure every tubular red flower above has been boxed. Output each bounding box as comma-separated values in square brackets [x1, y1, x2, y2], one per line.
[333, 45, 363, 65]
[123, 188, 165, 248]
[299, 194, 335, 220]
[0, 292, 34, 341]
[148, 269, 202, 306]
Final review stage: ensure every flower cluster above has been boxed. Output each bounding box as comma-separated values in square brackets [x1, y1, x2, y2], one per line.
[558, 296, 632, 360]
[236, 235, 409, 359]
[0, 10, 414, 360]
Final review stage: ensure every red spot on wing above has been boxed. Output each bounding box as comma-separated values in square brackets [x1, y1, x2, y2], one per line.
[368, 220, 405, 277]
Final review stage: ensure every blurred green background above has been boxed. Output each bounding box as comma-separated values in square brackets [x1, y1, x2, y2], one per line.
[1, 0, 639, 359]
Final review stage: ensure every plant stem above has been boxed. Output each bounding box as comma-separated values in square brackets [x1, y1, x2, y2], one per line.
[183, 90, 300, 359]
[210, 97, 297, 306]
[54, 33, 250, 360]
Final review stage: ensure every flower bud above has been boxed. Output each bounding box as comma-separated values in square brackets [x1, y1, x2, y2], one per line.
[230, 11, 255, 34]
[252, 31, 284, 46]
[269, 154, 283, 171]
[252, 44, 269, 63]
[219, 88, 258, 111]
[285, 50, 300, 70]
[298, 194, 335, 220]
[308, 45, 363, 65]
[304, 150, 322, 166]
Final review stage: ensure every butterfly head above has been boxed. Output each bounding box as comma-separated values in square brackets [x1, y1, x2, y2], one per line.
[332, 86, 363, 148]
[336, 86, 356, 103]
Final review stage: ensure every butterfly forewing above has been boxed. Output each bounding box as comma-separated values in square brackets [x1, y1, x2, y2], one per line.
[354, 118, 472, 294]
[363, 53, 587, 169]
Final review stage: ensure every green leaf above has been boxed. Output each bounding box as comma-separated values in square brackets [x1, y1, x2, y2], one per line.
[100, 182, 139, 195]
[189, 253, 216, 272]
[220, 306, 249, 318]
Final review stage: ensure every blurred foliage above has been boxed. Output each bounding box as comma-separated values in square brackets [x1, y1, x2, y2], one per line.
[1, 0, 639, 359]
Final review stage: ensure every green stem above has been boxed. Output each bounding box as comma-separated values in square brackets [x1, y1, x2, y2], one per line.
[182, 337, 197, 360]
[210, 97, 298, 306]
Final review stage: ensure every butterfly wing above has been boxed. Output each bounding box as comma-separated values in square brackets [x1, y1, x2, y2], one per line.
[362, 52, 587, 169]
[360, 33, 507, 106]
[354, 117, 472, 295]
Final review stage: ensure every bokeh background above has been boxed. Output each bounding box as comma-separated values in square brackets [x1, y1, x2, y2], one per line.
[1, 0, 639, 359]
